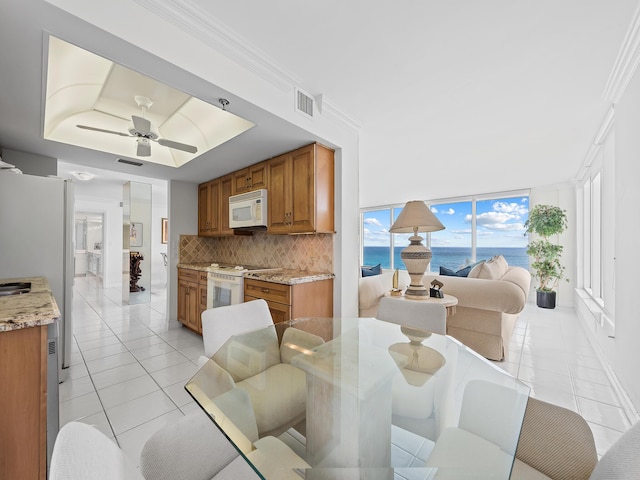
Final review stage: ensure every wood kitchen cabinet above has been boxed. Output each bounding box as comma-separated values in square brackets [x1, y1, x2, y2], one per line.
[219, 173, 234, 235]
[267, 143, 334, 234]
[244, 277, 333, 323]
[198, 179, 221, 236]
[177, 268, 207, 334]
[0, 325, 48, 480]
[233, 161, 268, 194]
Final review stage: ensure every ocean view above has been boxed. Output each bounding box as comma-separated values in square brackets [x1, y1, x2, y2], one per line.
[363, 246, 529, 272]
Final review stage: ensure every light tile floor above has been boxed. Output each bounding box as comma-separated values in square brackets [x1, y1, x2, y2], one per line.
[61, 277, 638, 473]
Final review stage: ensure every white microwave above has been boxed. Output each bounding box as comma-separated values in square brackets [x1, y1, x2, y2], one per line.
[229, 188, 268, 229]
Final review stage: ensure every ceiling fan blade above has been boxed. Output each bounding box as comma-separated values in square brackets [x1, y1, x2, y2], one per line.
[131, 115, 151, 135]
[76, 125, 130, 137]
[136, 138, 151, 157]
[157, 138, 198, 154]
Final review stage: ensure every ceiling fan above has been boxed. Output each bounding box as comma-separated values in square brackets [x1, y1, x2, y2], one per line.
[76, 96, 198, 157]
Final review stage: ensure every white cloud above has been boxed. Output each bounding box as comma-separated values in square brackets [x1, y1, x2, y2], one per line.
[443, 208, 455, 215]
[450, 229, 472, 235]
[492, 201, 528, 216]
[430, 207, 438, 213]
[363, 217, 384, 227]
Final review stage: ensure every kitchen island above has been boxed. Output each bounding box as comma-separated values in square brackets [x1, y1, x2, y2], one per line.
[0, 276, 59, 480]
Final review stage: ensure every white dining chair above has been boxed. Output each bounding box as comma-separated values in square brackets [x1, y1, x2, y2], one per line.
[376, 296, 447, 334]
[200, 298, 274, 359]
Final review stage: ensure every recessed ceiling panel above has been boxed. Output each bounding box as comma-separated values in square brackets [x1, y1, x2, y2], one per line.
[43, 36, 254, 167]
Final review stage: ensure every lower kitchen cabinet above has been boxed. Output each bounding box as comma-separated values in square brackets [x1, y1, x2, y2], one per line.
[244, 278, 333, 324]
[0, 325, 47, 480]
[177, 268, 207, 334]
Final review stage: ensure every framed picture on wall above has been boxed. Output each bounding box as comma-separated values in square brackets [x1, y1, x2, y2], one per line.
[130, 222, 143, 247]
[161, 218, 168, 244]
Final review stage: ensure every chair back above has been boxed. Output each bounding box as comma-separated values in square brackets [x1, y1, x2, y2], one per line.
[49, 422, 142, 480]
[589, 420, 640, 479]
[376, 296, 446, 334]
[201, 299, 274, 357]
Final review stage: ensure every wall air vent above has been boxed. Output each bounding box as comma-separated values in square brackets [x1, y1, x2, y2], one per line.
[295, 87, 315, 118]
[116, 158, 144, 167]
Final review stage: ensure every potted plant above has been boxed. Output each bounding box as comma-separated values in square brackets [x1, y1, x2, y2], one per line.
[524, 204, 568, 309]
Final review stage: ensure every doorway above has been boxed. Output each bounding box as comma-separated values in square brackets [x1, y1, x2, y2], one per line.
[74, 212, 104, 283]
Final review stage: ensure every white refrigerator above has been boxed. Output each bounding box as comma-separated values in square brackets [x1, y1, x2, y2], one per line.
[0, 172, 74, 467]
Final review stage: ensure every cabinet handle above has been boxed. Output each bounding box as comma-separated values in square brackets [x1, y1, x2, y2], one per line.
[261, 288, 270, 293]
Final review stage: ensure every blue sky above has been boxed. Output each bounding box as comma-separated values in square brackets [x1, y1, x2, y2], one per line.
[363, 196, 529, 248]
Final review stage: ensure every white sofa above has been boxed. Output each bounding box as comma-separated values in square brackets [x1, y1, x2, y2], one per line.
[359, 257, 531, 361]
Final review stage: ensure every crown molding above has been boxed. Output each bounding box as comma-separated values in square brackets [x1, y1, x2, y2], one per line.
[322, 98, 362, 131]
[603, 3, 640, 103]
[132, 0, 299, 92]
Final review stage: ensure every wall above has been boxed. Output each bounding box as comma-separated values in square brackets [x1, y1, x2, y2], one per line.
[2, 148, 57, 176]
[179, 233, 334, 272]
[167, 180, 198, 320]
[609, 64, 640, 413]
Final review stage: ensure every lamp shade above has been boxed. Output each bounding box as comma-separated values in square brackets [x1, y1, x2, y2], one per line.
[390, 201, 445, 233]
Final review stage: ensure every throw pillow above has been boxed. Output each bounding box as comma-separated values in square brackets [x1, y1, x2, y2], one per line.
[361, 264, 382, 277]
[456, 260, 485, 277]
[439, 266, 458, 276]
[492, 255, 509, 277]
[439, 262, 482, 277]
[468, 260, 487, 278]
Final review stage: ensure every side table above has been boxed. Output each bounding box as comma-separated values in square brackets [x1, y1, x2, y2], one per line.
[384, 292, 458, 317]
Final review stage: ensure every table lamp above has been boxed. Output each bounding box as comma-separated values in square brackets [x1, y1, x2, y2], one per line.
[390, 201, 445, 299]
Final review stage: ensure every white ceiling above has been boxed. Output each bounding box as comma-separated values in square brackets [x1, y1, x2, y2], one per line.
[0, 0, 637, 202]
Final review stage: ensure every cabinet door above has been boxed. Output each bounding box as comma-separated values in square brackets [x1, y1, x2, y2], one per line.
[198, 183, 211, 235]
[177, 278, 189, 325]
[267, 153, 291, 233]
[244, 295, 291, 324]
[289, 145, 315, 233]
[208, 179, 221, 234]
[220, 174, 234, 235]
[186, 280, 199, 332]
[264, 300, 291, 324]
[249, 161, 268, 190]
[233, 168, 250, 194]
[196, 272, 208, 334]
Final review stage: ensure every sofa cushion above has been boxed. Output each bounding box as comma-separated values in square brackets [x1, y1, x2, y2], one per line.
[361, 264, 382, 277]
[470, 255, 508, 280]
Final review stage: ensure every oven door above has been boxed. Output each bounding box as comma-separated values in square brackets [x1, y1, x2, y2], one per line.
[207, 273, 243, 309]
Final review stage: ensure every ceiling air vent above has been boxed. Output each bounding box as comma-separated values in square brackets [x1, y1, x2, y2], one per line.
[295, 87, 314, 118]
[116, 158, 144, 167]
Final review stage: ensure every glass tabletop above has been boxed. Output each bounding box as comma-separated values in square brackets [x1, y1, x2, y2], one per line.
[185, 317, 530, 479]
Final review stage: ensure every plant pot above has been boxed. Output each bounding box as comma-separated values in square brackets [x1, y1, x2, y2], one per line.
[536, 290, 556, 309]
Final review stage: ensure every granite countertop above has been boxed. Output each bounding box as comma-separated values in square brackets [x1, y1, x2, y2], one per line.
[177, 263, 214, 272]
[244, 269, 335, 285]
[177, 263, 334, 285]
[0, 277, 60, 332]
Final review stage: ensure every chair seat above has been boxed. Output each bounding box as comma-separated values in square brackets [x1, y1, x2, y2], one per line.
[237, 363, 307, 437]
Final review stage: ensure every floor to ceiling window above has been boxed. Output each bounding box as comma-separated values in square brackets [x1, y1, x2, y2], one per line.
[361, 191, 529, 272]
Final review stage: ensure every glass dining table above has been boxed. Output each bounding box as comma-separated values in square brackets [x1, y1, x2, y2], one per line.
[185, 317, 530, 479]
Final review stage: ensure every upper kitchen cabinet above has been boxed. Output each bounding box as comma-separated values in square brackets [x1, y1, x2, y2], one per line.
[198, 179, 221, 236]
[199, 174, 234, 237]
[233, 161, 268, 194]
[267, 143, 335, 234]
[219, 173, 234, 235]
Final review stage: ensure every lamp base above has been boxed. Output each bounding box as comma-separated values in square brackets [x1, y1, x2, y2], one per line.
[400, 234, 432, 301]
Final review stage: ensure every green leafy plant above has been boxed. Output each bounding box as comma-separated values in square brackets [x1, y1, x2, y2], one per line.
[524, 204, 568, 292]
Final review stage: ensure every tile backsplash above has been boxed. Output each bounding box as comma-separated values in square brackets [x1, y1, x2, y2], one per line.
[179, 233, 334, 272]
